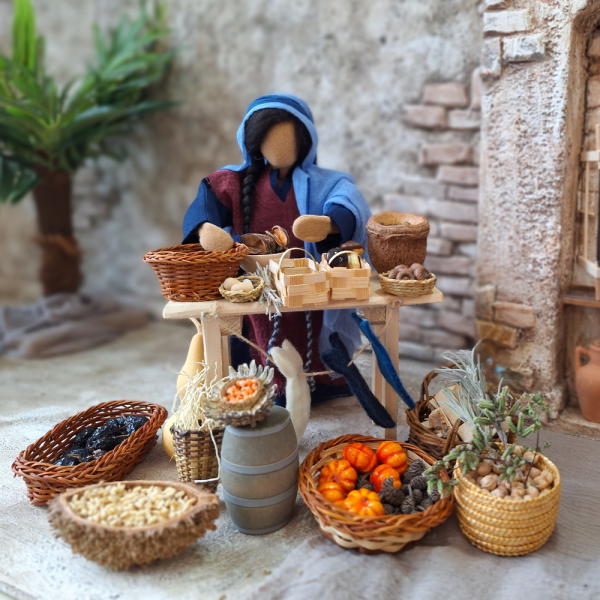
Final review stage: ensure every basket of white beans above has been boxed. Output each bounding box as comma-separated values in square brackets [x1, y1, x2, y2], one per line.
[219, 275, 265, 303]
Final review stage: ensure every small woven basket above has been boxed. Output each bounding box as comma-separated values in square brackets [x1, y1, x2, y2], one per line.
[298, 434, 454, 554]
[366, 211, 429, 273]
[407, 369, 517, 460]
[171, 426, 224, 491]
[11, 401, 167, 506]
[379, 271, 436, 297]
[219, 275, 264, 303]
[454, 454, 561, 556]
[143, 243, 250, 302]
[406, 369, 462, 460]
[48, 480, 219, 570]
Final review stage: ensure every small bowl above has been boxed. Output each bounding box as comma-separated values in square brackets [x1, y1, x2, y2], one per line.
[48, 480, 219, 570]
[241, 252, 285, 273]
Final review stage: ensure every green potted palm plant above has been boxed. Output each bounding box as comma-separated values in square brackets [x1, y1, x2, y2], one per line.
[0, 0, 176, 295]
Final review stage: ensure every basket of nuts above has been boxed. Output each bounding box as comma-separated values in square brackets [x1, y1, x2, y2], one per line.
[48, 480, 219, 570]
[379, 263, 436, 297]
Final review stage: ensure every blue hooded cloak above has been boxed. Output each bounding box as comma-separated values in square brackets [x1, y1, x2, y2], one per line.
[183, 93, 372, 353]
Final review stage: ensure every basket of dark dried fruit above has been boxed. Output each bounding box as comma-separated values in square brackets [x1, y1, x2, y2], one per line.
[298, 434, 454, 553]
[12, 400, 167, 505]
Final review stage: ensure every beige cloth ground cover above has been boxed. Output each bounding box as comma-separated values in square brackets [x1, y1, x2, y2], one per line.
[0, 323, 599, 600]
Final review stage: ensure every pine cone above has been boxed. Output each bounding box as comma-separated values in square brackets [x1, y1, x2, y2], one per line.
[429, 489, 441, 503]
[382, 476, 396, 489]
[407, 461, 426, 477]
[356, 473, 371, 489]
[412, 489, 424, 504]
[410, 475, 428, 490]
[401, 497, 415, 514]
[380, 486, 405, 507]
[420, 497, 433, 510]
[400, 483, 411, 495]
[383, 503, 395, 515]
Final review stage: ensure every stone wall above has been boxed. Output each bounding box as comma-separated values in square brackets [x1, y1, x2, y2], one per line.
[0, 0, 483, 317]
[383, 76, 481, 362]
[476, 0, 600, 415]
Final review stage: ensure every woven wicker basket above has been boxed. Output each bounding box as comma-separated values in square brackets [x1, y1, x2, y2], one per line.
[143, 243, 249, 302]
[12, 400, 167, 506]
[379, 271, 436, 297]
[366, 212, 429, 273]
[454, 454, 561, 556]
[298, 434, 454, 553]
[219, 275, 264, 303]
[48, 480, 219, 570]
[171, 426, 224, 491]
[407, 369, 517, 460]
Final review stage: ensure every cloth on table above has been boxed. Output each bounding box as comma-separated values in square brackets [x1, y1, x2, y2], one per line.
[0, 292, 148, 358]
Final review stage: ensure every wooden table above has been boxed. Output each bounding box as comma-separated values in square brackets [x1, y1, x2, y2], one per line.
[163, 274, 443, 439]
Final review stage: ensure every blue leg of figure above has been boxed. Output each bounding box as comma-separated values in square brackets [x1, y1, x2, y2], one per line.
[350, 312, 415, 410]
[321, 332, 396, 429]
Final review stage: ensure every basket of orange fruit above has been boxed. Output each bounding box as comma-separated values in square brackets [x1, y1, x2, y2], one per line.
[298, 434, 454, 553]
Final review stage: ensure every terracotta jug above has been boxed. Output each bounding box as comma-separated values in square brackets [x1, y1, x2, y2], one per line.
[575, 342, 600, 423]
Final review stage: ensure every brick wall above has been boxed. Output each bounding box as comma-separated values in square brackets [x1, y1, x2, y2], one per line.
[383, 73, 481, 362]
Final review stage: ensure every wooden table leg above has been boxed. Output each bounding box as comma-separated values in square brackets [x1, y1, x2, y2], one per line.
[382, 305, 400, 440]
[200, 314, 224, 384]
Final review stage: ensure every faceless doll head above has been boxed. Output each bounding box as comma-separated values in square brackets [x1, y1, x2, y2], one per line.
[241, 109, 312, 233]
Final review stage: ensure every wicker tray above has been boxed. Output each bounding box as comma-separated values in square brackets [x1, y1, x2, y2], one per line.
[219, 275, 264, 303]
[12, 400, 167, 506]
[48, 480, 219, 570]
[454, 454, 561, 556]
[143, 243, 250, 302]
[171, 426, 224, 491]
[379, 271, 436, 297]
[298, 434, 454, 553]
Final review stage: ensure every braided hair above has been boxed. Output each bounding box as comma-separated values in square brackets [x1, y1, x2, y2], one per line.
[241, 109, 312, 234]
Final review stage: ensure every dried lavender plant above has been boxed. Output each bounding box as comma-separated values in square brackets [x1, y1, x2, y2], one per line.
[253, 263, 282, 318]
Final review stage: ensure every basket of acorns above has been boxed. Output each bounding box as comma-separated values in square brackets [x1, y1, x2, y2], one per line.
[298, 434, 454, 553]
[379, 263, 436, 297]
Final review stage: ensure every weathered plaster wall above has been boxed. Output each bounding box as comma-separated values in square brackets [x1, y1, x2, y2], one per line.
[476, 0, 600, 414]
[0, 0, 483, 316]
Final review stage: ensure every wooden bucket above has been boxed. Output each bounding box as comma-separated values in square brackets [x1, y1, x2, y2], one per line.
[221, 406, 298, 534]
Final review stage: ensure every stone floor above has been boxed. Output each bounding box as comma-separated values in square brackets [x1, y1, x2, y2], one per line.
[0, 321, 433, 600]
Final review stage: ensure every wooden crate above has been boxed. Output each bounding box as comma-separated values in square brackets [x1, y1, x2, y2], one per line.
[270, 249, 330, 308]
[321, 252, 372, 301]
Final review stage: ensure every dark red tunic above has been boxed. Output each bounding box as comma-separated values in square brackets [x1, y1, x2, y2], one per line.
[206, 167, 345, 397]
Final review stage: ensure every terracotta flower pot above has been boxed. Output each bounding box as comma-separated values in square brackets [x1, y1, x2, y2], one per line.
[366, 212, 429, 273]
[575, 342, 600, 423]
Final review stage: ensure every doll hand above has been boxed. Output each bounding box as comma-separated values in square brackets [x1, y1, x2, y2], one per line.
[292, 215, 339, 243]
[198, 222, 235, 252]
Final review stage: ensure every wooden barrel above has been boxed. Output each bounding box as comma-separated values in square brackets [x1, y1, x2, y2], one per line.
[221, 406, 298, 534]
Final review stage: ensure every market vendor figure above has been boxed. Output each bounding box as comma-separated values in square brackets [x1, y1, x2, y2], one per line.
[183, 94, 371, 402]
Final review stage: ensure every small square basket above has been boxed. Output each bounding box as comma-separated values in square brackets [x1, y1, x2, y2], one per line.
[270, 247, 329, 308]
[320, 251, 371, 301]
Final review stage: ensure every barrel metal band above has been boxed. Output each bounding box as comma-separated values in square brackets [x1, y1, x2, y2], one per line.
[221, 450, 298, 475]
[222, 484, 298, 508]
[224, 417, 290, 437]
